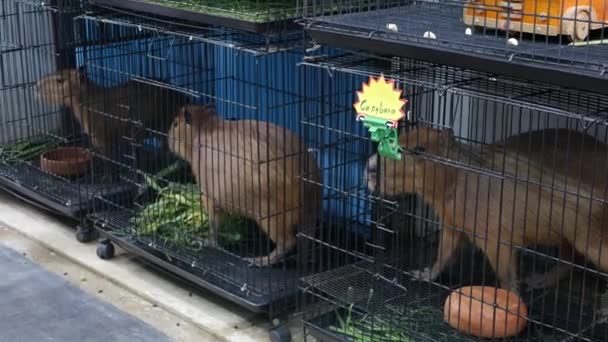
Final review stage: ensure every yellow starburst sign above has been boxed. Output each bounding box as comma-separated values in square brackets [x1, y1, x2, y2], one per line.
[353, 74, 407, 128]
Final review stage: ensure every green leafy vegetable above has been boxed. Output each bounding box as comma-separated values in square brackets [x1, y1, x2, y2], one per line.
[0, 136, 61, 162]
[142, 0, 297, 22]
[132, 164, 247, 250]
[330, 305, 411, 342]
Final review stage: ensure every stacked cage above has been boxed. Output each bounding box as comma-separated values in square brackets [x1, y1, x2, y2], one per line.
[0, 0, 116, 239]
[300, 0, 608, 94]
[298, 49, 608, 341]
[74, 10, 322, 328]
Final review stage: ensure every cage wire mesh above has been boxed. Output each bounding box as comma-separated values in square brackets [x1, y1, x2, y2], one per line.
[300, 0, 608, 94]
[297, 48, 608, 342]
[0, 0, 116, 218]
[76, 11, 323, 314]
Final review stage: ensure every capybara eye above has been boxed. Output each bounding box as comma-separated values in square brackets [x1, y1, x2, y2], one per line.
[184, 110, 192, 124]
[367, 163, 376, 174]
[413, 146, 425, 154]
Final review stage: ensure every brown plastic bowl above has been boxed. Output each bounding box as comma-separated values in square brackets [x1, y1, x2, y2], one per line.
[40, 147, 91, 178]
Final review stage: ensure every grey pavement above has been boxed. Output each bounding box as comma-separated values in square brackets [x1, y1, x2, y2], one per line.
[0, 242, 170, 342]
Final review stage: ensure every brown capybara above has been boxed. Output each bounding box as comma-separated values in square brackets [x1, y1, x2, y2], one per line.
[493, 128, 608, 289]
[36, 68, 188, 162]
[365, 125, 608, 293]
[167, 104, 322, 266]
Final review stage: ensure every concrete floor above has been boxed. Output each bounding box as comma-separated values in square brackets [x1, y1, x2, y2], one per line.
[0, 225, 219, 342]
[0, 189, 303, 342]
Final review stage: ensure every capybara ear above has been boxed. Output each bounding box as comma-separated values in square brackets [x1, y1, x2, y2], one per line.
[437, 127, 455, 156]
[184, 103, 217, 127]
[201, 103, 216, 114]
[439, 127, 454, 141]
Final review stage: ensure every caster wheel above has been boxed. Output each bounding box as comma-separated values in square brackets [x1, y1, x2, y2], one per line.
[75, 225, 96, 243]
[269, 325, 291, 342]
[96, 240, 115, 260]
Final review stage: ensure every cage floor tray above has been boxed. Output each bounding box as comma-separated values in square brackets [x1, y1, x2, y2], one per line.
[301, 260, 608, 341]
[89, 209, 300, 312]
[305, 3, 608, 94]
[0, 159, 135, 218]
[90, 0, 298, 33]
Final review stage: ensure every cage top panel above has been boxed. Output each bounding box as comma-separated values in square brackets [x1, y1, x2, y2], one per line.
[302, 1, 608, 95]
[302, 51, 608, 124]
[76, 11, 306, 55]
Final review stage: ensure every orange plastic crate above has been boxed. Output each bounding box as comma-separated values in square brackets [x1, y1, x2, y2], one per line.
[463, 0, 607, 41]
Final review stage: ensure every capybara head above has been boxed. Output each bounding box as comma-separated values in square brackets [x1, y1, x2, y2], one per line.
[35, 68, 85, 106]
[365, 125, 453, 196]
[167, 104, 216, 161]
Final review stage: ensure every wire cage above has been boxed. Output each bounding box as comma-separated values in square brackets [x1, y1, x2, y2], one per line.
[0, 0, 118, 226]
[298, 48, 608, 342]
[300, 0, 608, 95]
[76, 11, 322, 321]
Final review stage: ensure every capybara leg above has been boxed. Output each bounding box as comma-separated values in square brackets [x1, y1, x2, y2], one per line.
[201, 195, 222, 246]
[524, 263, 572, 290]
[566, 222, 608, 274]
[523, 241, 573, 289]
[412, 226, 464, 282]
[246, 210, 297, 267]
[482, 239, 519, 293]
[576, 236, 608, 274]
[245, 233, 296, 267]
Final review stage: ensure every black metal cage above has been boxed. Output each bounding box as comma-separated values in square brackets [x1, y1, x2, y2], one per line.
[76, 11, 321, 319]
[0, 0, 116, 225]
[300, 0, 608, 95]
[298, 48, 608, 342]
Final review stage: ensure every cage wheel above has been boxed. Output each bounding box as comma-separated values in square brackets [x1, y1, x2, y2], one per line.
[75, 225, 96, 243]
[269, 324, 291, 342]
[96, 240, 115, 260]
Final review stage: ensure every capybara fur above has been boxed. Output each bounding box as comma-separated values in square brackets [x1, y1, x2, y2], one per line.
[365, 125, 608, 292]
[168, 104, 322, 266]
[36, 68, 188, 162]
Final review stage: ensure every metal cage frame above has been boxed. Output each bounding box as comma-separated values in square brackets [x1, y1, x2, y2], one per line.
[298, 48, 608, 342]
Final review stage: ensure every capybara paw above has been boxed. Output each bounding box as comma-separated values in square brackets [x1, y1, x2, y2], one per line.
[598, 306, 608, 319]
[523, 273, 552, 289]
[411, 267, 433, 282]
[245, 256, 272, 267]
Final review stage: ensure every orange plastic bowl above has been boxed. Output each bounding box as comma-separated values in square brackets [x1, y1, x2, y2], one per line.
[444, 286, 528, 338]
